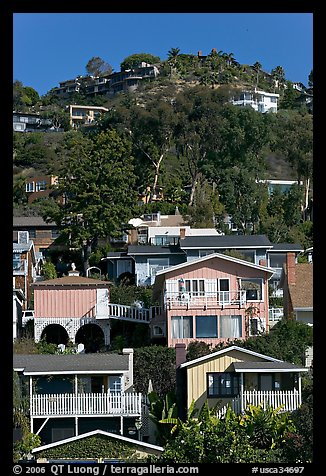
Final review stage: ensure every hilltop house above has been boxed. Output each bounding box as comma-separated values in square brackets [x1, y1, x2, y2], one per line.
[175, 344, 308, 419]
[231, 88, 279, 113]
[151, 252, 274, 348]
[13, 350, 149, 445]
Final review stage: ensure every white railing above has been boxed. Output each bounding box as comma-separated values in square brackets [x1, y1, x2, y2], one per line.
[164, 290, 247, 309]
[108, 304, 161, 323]
[269, 308, 283, 326]
[216, 390, 301, 418]
[31, 392, 142, 417]
[242, 390, 301, 412]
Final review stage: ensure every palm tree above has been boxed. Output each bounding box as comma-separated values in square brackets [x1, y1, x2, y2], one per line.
[167, 47, 181, 78]
[271, 65, 285, 90]
[253, 61, 262, 88]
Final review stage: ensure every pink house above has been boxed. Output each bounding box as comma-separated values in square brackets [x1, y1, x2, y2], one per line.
[151, 253, 274, 348]
[32, 276, 111, 347]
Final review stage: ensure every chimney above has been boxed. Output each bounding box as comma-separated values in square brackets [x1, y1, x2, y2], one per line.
[211, 48, 217, 53]
[175, 343, 187, 368]
[286, 252, 296, 285]
[68, 262, 80, 276]
[180, 228, 186, 240]
[198, 50, 202, 57]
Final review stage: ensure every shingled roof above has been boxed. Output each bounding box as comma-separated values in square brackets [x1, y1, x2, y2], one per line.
[13, 353, 129, 374]
[180, 234, 273, 249]
[32, 276, 110, 287]
[289, 263, 313, 309]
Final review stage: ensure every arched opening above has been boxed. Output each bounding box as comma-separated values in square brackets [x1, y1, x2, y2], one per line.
[41, 324, 69, 345]
[75, 324, 105, 353]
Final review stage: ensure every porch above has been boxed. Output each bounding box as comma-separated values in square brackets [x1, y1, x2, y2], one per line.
[216, 389, 301, 418]
[31, 392, 142, 417]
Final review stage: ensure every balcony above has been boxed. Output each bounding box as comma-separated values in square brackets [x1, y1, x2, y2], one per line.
[31, 392, 142, 417]
[164, 290, 247, 310]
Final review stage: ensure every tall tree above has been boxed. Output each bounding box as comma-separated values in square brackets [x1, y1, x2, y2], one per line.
[85, 56, 113, 76]
[253, 61, 262, 87]
[271, 65, 286, 90]
[167, 47, 180, 78]
[120, 53, 160, 71]
[41, 130, 137, 275]
[270, 110, 313, 215]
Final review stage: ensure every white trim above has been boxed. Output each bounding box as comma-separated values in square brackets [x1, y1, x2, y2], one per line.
[233, 368, 308, 373]
[32, 429, 164, 454]
[15, 370, 127, 376]
[156, 252, 274, 277]
[182, 245, 273, 250]
[179, 345, 284, 368]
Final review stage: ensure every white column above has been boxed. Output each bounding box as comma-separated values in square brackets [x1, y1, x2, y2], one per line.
[240, 373, 244, 413]
[30, 376, 33, 433]
[298, 374, 302, 406]
[120, 416, 123, 435]
[75, 417, 79, 436]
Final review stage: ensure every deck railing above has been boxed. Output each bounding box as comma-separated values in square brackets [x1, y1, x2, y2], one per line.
[31, 392, 142, 417]
[164, 290, 247, 309]
[216, 390, 301, 419]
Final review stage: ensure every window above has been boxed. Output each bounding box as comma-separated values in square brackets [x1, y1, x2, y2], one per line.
[153, 325, 164, 336]
[153, 236, 178, 246]
[51, 229, 60, 239]
[207, 372, 240, 397]
[13, 253, 21, 270]
[269, 253, 286, 268]
[196, 315, 218, 338]
[185, 279, 205, 296]
[241, 278, 263, 301]
[171, 316, 193, 338]
[220, 315, 242, 338]
[109, 376, 122, 393]
[148, 258, 169, 277]
[35, 181, 47, 192]
[25, 182, 35, 192]
[218, 278, 230, 303]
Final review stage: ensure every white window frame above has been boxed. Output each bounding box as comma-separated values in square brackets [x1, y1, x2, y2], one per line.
[217, 278, 230, 304]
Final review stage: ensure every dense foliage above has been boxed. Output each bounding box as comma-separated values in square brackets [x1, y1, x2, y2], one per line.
[155, 401, 312, 463]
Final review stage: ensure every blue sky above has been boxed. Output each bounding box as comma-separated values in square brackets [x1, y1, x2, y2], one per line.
[13, 13, 313, 96]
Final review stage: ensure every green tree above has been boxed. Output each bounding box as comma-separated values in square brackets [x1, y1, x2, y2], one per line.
[133, 346, 176, 397]
[270, 110, 313, 215]
[41, 130, 137, 275]
[271, 65, 286, 90]
[42, 261, 57, 280]
[120, 53, 160, 71]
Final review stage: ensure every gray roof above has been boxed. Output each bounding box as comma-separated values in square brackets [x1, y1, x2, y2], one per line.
[180, 234, 273, 249]
[269, 243, 303, 252]
[128, 245, 185, 255]
[13, 353, 130, 374]
[232, 361, 307, 372]
[13, 216, 57, 227]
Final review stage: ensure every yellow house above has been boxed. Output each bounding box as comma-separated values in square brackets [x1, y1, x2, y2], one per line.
[175, 344, 308, 419]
